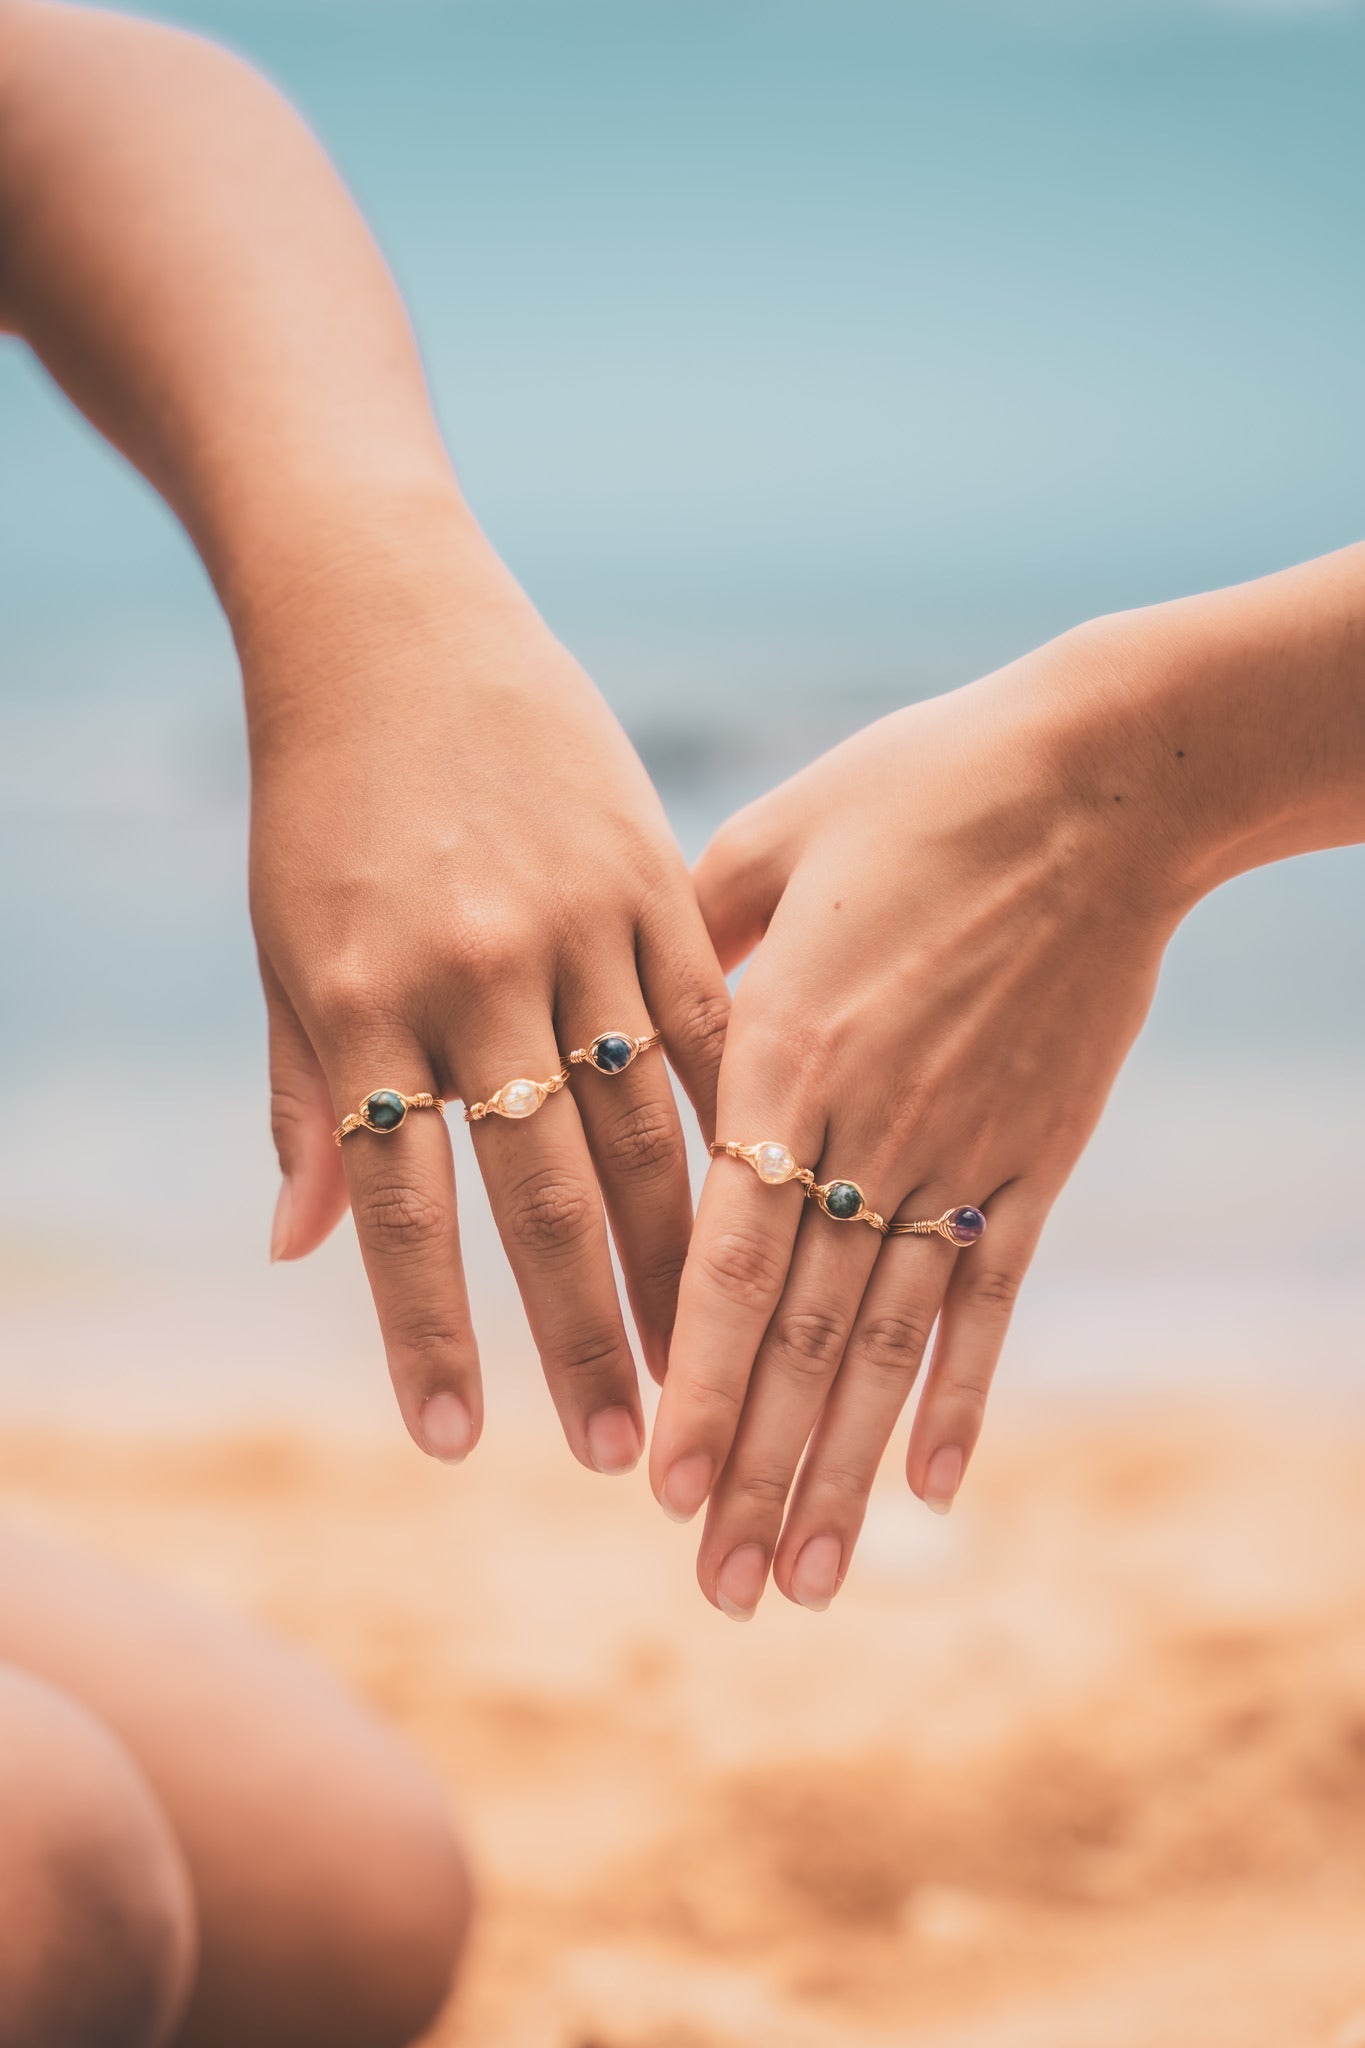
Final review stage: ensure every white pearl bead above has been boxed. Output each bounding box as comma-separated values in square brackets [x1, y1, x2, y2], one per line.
[499, 1079, 541, 1119]
[754, 1141, 796, 1184]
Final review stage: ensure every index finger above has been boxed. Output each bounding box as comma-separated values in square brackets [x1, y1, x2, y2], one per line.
[649, 1078, 825, 1523]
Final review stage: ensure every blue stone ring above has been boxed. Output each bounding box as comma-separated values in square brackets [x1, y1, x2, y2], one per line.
[565, 1027, 663, 1078]
[334, 1088, 446, 1145]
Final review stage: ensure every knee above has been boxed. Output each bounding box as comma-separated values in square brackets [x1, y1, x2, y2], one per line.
[0, 1668, 196, 2048]
[309, 1757, 472, 2048]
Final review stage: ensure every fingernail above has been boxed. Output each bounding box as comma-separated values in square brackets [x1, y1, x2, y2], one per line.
[790, 1533, 843, 1611]
[269, 1178, 294, 1263]
[715, 1542, 767, 1622]
[586, 1406, 642, 1475]
[924, 1443, 964, 1515]
[660, 1452, 714, 1524]
[419, 1392, 475, 1464]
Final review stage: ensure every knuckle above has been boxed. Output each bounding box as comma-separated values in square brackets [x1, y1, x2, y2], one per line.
[502, 1170, 597, 1258]
[390, 1317, 472, 1367]
[695, 1228, 789, 1312]
[940, 1366, 991, 1414]
[734, 1466, 793, 1512]
[806, 1458, 871, 1506]
[311, 960, 385, 1033]
[857, 1307, 936, 1376]
[606, 1098, 686, 1182]
[680, 1369, 745, 1422]
[772, 1307, 848, 1380]
[356, 1177, 448, 1257]
[549, 1323, 629, 1384]
[637, 1244, 687, 1302]
[966, 1266, 1024, 1315]
[269, 1075, 318, 1150]
[678, 987, 730, 1070]
[453, 917, 533, 996]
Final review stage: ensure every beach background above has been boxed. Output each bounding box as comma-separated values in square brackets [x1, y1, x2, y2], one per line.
[2, 1, 1364, 2039]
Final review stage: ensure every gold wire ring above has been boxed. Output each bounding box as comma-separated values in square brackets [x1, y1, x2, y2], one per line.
[334, 1088, 446, 1146]
[710, 1140, 887, 1233]
[887, 1205, 987, 1248]
[464, 1065, 569, 1123]
[565, 1027, 663, 1076]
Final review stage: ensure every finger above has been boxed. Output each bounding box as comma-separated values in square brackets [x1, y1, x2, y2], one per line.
[905, 1185, 1043, 1515]
[558, 974, 692, 1387]
[696, 1169, 885, 1620]
[261, 956, 348, 1262]
[636, 894, 730, 1145]
[649, 1059, 826, 1529]
[455, 1007, 644, 1477]
[325, 1034, 481, 1466]
[772, 1216, 959, 1611]
[692, 806, 789, 974]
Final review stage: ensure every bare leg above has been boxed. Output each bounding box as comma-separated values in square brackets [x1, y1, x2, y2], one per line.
[0, 1520, 469, 2048]
[0, 1665, 195, 2048]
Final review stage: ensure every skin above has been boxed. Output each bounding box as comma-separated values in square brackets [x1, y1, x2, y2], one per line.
[0, 0, 699, 2034]
[0, 1524, 469, 2048]
[651, 548, 1365, 1619]
[0, 0, 729, 1479]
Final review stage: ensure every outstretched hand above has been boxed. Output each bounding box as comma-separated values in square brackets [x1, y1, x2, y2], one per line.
[250, 513, 729, 1470]
[650, 626, 1182, 1617]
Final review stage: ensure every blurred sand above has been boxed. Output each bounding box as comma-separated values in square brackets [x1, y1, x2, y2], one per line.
[3, 1401, 1365, 2048]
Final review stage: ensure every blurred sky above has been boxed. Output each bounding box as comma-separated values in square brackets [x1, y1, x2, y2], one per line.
[1, 0, 1362, 1420]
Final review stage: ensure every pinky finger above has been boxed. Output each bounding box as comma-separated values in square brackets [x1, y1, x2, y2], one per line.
[904, 1186, 1046, 1516]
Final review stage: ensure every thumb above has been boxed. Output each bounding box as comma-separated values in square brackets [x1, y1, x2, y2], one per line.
[692, 799, 790, 974]
[262, 956, 349, 1262]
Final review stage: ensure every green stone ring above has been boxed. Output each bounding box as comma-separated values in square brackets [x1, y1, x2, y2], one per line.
[810, 1176, 886, 1233]
[334, 1088, 446, 1145]
[710, 1141, 888, 1234]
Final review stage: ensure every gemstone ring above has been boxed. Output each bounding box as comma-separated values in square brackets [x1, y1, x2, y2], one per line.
[565, 1027, 663, 1077]
[334, 1088, 447, 1145]
[465, 1065, 569, 1123]
[888, 1205, 987, 1247]
[710, 1139, 886, 1233]
[710, 1141, 986, 1246]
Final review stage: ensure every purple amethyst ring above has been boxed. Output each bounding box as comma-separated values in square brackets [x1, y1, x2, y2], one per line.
[887, 1205, 987, 1248]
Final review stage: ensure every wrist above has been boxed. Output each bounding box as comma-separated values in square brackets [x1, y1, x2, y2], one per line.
[231, 482, 536, 755]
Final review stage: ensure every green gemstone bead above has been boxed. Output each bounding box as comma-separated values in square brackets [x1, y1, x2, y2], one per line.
[823, 1180, 864, 1221]
[364, 1089, 407, 1132]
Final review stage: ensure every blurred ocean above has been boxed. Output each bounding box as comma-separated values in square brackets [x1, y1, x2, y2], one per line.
[1, 0, 1362, 1432]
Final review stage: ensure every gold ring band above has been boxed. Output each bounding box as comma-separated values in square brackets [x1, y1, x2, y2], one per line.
[710, 1140, 886, 1233]
[887, 1205, 987, 1248]
[565, 1027, 663, 1076]
[465, 1066, 568, 1123]
[711, 1143, 986, 1246]
[334, 1088, 446, 1145]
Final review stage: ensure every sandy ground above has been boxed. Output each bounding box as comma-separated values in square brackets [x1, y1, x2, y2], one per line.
[4, 1400, 1365, 2048]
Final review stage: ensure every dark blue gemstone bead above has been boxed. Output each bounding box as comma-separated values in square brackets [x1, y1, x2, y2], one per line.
[824, 1180, 864, 1221]
[592, 1034, 635, 1074]
[365, 1089, 406, 1131]
[948, 1205, 986, 1245]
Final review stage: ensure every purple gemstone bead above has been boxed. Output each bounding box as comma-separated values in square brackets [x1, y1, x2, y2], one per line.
[948, 1205, 986, 1246]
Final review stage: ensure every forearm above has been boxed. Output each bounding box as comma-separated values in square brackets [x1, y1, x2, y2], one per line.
[0, 1, 467, 636]
[1037, 544, 1365, 911]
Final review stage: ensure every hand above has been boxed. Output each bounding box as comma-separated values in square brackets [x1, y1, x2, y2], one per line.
[246, 505, 728, 1470]
[649, 623, 1185, 1615]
